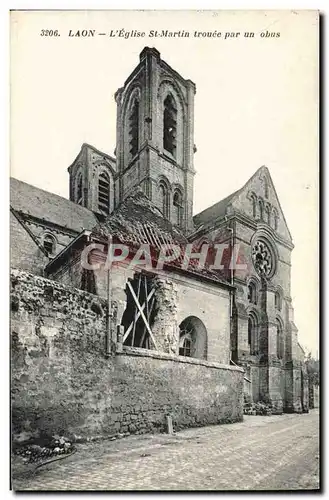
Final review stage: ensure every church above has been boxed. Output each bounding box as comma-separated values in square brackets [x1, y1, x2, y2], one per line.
[11, 47, 308, 441]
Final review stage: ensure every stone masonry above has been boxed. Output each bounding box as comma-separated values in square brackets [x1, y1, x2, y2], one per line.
[11, 269, 244, 442]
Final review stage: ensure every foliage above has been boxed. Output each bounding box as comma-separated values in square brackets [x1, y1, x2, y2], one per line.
[305, 353, 320, 386]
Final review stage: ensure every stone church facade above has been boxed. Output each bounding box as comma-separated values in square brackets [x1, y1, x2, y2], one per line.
[11, 47, 308, 439]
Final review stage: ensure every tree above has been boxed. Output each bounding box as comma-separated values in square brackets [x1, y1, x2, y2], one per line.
[305, 352, 320, 386]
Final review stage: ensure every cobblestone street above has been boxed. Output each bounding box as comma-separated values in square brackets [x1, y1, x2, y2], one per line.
[12, 410, 319, 491]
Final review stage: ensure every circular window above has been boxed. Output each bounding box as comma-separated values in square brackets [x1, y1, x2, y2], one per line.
[252, 239, 275, 278]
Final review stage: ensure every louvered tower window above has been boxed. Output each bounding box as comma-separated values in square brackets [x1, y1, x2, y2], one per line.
[129, 99, 139, 157]
[163, 95, 177, 156]
[98, 173, 110, 214]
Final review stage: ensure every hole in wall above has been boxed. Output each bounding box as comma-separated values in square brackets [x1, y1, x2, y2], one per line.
[90, 301, 103, 316]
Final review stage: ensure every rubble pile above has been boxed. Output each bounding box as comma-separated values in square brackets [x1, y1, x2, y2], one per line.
[14, 435, 75, 464]
[243, 394, 273, 416]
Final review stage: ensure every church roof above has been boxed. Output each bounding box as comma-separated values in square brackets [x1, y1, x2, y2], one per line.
[91, 189, 231, 287]
[10, 177, 98, 233]
[193, 188, 242, 227]
[92, 188, 187, 247]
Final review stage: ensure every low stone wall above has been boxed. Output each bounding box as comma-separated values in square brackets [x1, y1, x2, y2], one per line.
[11, 269, 244, 442]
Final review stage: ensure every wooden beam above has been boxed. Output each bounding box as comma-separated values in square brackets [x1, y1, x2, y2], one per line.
[123, 288, 155, 342]
[131, 274, 142, 347]
[144, 276, 149, 322]
[127, 281, 158, 350]
[139, 295, 155, 348]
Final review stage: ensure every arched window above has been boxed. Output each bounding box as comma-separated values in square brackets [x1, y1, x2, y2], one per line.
[247, 282, 257, 305]
[98, 172, 110, 214]
[76, 172, 83, 205]
[265, 205, 271, 225]
[273, 208, 279, 230]
[251, 195, 257, 218]
[275, 291, 282, 311]
[173, 189, 183, 226]
[258, 199, 264, 220]
[159, 182, 170, 219]
[178, 316, 207, 360]
[163, 94, 177, 156]
[129, 98, 139, 157]
[248, 313, 258, 355]
[144, 179, 152, 199]
[43, 234, 56, 256]
[276, 318, 284, 359]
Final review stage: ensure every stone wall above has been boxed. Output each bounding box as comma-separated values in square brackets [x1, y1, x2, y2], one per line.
[11, 269, 244, 442]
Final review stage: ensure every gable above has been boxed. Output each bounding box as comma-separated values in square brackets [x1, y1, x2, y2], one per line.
[85, 144, 117, 176]
[230, 166, 292, 243]
[192, 166, 292, 244]
[68, 143, 117, 179]
[10, 211, 47, 275]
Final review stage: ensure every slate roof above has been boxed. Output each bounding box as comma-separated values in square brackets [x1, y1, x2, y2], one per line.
[10, 177, 98, 233]
[193, 188, 241, 228]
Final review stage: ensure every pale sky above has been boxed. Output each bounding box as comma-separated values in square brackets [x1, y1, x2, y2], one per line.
[10, 10, 319, 355]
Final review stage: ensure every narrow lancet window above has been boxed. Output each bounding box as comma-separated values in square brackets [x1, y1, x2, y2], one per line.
[98, 173, 110, 214]
[129, 99, 139, 157]
[163, 94, 177, 156]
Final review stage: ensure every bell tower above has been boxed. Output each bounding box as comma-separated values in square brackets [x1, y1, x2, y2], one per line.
[114, 47, 196, 233]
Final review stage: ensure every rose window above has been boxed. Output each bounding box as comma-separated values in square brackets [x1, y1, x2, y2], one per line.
[252, 240, 273, 278]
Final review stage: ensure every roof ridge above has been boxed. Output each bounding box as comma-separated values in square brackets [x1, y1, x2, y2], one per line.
[10, 177, 94, 214]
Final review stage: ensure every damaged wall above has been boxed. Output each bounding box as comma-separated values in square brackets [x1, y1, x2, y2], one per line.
[11, 269, 243, 442]
[151, 276, 179, 354]
[95, 265, 232, 364]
